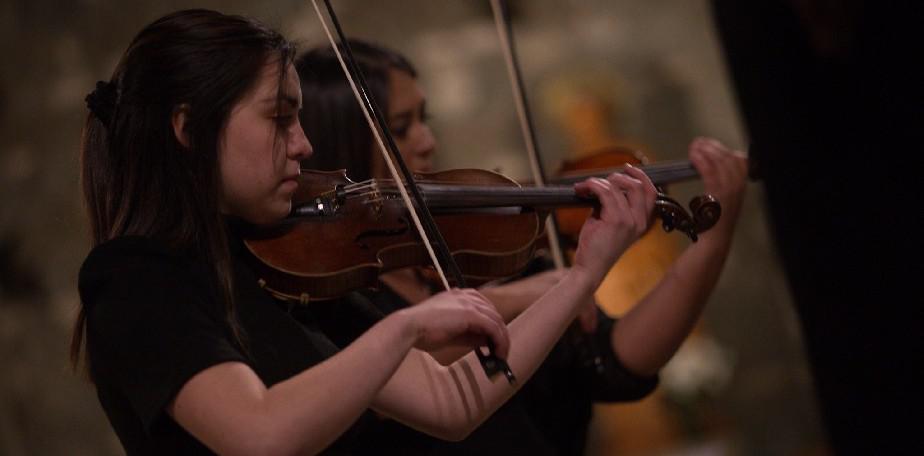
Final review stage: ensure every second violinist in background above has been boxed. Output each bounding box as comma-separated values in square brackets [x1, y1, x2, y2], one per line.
[297, 40, 749, 455]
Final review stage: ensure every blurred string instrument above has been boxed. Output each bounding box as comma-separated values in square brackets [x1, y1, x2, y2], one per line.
[495, 1, 753, 452]
[540, 145, 712, 247]
[484, 0, 719, 260]
[484, 0, 723, 391]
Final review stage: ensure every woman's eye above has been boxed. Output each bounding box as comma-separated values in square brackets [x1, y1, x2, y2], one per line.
[391, 125, 409, 139]
[275, 114, 296, 126]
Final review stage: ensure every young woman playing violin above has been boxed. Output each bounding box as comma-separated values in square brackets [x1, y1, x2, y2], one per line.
[296, 40, 750, 455]
[71, 9, 659, 456]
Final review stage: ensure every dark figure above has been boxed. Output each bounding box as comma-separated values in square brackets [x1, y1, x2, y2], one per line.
[712, 1, 922, 453]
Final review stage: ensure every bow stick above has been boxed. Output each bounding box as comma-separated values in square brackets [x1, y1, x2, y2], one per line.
[489, 0, 568, 270]
[490, 0, 612, 373]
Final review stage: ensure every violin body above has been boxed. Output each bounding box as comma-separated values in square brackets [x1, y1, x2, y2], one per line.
[244, 169, 543, 301]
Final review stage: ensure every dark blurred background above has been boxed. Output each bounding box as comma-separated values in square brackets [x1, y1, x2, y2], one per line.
[0, 1, 846, 455]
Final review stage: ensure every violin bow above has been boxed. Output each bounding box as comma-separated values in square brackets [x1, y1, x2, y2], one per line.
[310, 0, 516, 384]
[489, 0, 568, 269]
[490, 0, 614, 374]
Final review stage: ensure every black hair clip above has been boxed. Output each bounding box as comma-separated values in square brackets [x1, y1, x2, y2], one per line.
[85, 80, 118, 127]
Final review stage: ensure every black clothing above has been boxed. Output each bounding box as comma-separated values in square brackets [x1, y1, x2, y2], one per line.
[521, 312, 656, 455]
[79, 235, 371, 455]
[713, 1, 922, 452]
[315, 271, 658, 456]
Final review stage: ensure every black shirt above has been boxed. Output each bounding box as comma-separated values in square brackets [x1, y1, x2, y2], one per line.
[79, 236, 370, 455]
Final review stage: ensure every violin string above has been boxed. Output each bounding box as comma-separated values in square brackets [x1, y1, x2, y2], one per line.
[342, 179, 376, 191]
[342, 183, 376, 193]
[354, 191, 383, 201]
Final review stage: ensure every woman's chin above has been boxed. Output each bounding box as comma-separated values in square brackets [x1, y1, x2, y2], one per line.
[268, 203, 292, 224]
[246, 204, 291, 227]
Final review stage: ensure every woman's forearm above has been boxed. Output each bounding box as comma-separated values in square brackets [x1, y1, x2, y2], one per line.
[479, 269, 565, 322]
[610, 137, 748, 377]
[172, 311, 419, 456]
[611, 226, 734, 377]
[265, 311, 418, 454]
[423, 269, 567, 366]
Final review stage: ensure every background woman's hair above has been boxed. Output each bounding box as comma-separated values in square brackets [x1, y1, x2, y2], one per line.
[296, 39, 416, 182]
[73, 9, 295, 370]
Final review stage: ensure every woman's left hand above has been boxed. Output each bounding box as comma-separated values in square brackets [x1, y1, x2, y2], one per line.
[688, 137, 749, 230]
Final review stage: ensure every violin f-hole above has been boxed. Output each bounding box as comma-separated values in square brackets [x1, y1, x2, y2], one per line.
[354, 217, 411, 250]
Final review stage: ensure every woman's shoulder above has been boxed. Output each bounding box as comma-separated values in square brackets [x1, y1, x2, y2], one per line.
[81, 235, 184, 265]
[78, 236, 205, 307]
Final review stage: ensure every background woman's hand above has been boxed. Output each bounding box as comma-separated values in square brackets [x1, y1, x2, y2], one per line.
[571, 166, 657, 283]
[575, 297, 599, 333]
[398, 288, 510, 358]
[688, 137, 749, 230]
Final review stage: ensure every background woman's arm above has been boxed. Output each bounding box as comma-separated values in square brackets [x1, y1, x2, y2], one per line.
[372, 169, 657, 439]
[610, 138, 748, 377]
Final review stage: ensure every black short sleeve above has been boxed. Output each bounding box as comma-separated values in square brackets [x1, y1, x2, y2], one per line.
[503, 255, 659, 400]
[591, 310, 659, 402]
[80, 237, 248, 432]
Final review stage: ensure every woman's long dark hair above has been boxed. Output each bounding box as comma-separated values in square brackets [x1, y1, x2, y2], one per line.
[72, 9, 295, 369]
[296, 40, 416, 181]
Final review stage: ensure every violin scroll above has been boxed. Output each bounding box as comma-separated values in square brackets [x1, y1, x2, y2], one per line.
[654, 193, 721, 242]
[689, 194, 722, 233]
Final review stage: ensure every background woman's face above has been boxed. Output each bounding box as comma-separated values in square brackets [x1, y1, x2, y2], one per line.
[371, 69, 436, 177]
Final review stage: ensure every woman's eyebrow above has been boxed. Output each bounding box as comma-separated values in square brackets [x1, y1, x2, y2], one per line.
[259, 95, 301, 109]
[389, 111, 412, 124]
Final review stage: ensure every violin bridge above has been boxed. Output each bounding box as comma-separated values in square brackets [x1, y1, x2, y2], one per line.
[364, 184, 384, 217]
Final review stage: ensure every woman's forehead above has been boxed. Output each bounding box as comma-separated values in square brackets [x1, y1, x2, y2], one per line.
[249, 61, 302, 104]
[387, 69, 423, 112]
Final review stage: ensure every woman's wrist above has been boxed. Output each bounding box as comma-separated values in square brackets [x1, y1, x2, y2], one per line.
[697, 217, 738, 251]
[563, 265, 599, 296]
[387, 308, 422, 351]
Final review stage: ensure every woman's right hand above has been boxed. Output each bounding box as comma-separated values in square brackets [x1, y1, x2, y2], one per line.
[397, 288, 510, 359]
[571, 166, 657, 284]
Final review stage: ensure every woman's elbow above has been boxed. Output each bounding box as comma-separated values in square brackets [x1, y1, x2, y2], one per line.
[217, 421, 320, 456]
[432, 423, 474, 442]
[431, 414, 483, 442]
[216, 428, 290, 456]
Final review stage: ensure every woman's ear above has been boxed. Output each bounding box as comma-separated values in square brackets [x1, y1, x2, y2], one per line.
[171, 104, 191, 148]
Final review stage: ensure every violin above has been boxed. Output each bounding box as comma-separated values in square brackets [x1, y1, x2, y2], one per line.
[242, 167, 720, 303]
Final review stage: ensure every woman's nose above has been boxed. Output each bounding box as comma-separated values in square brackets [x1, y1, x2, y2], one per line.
[417, 125, 436, 158]
[291, 125, 313, 161]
